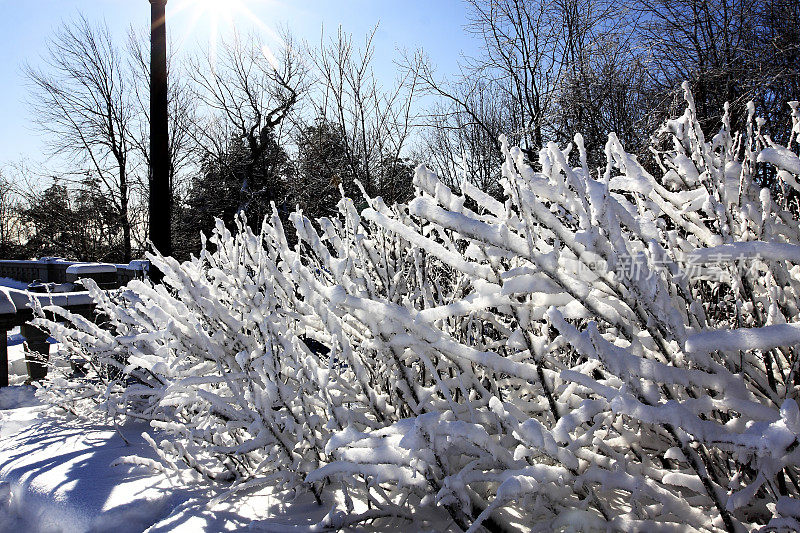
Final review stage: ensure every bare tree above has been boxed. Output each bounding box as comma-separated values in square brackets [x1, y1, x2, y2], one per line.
[307, 25, 419, 204]
[464, 0, 566, 156]
[409, 0, 646, 168]
[0, 169, 24, 258]
[754, 0, 800, 139]
[637, 0, 758, 132]
[413, 79, 508, 196]
[188, 29, 306, 214]
[26, 16, 136, 261]
[551, 0, 653, 161]
[639, 0, 800, 139]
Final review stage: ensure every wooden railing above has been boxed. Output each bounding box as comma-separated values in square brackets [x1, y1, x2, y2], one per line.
[0, 291, 95, 387]
[0, 259, 149, 387]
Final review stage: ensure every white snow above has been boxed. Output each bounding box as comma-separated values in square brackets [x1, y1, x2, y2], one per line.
[758, 145, 800, 175]
[125, 260, 149, 272]
[0, 291, 15, 315]
[65, 263, 117, 275]
[0, 391, 390, 533]
[0, 287, 94, 310]
[0, 278, 31, 291]
[686, 322, 800, 354]
[0, 394, 187, 532]
[3, 332, 28, 387]
[689, 241, 800, 263]
[4, 85, 800, 532]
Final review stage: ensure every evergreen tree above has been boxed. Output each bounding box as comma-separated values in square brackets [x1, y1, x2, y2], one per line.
[175, 132, 291, 259]
[293, 120, 354, 219]
[19, 180, 125, 261]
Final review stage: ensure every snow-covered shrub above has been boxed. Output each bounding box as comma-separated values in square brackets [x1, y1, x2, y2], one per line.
[36, 84, 800, 531]
[36, 217, 340, 493]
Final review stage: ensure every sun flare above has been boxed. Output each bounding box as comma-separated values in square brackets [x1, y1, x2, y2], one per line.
[191, 0, 235, 19]
[169, 0, 278, 63]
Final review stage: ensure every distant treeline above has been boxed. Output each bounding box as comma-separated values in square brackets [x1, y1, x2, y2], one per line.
[1, 0, 797, 262]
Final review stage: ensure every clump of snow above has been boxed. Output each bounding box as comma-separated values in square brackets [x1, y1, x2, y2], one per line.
[0, 278, 31, 291]
[0, 291, 15, 315]
[65, 263, 117, 275]
[758, 145, 800, 175]
[0, 385, 37, 410]
[0, 287, 94, 311]
[125, 260, 149, 272]
[687, 322, 800, 354]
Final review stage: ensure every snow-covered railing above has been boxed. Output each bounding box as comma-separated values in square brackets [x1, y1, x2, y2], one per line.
[0, 287, 96, 387]
[0, 259, 146, 386]
[0, 258, 148, 288]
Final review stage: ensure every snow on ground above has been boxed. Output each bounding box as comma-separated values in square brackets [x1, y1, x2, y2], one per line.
[2, 333, 446, 532]
[0, 338, 371, 533]
[0, 278, 30, 290]
[2, 331, 295, 532]
[0, 391, 184, 532]
[0, 391, 348, 533]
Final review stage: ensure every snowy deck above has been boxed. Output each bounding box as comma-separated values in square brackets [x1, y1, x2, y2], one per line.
[0, 259, 149, 387]
[0, 286, 97, 387]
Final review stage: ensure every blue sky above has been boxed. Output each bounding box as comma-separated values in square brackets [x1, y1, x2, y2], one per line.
[0, 0, 478, 167]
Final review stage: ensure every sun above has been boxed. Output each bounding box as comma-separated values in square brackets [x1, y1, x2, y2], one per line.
[169, 0, 279, 63]
[190, 0, 235, 18]
[171, 0, 258, 21]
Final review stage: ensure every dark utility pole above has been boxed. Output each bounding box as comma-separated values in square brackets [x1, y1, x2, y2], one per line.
[149, 0, 172, 260]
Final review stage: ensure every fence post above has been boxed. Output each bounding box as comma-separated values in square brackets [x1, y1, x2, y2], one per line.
[0, 327, 7, 387]
[21, 323, 49, 382]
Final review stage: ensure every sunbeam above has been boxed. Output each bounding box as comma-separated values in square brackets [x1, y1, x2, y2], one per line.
[168, 0, 281, 63]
